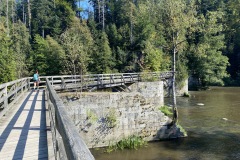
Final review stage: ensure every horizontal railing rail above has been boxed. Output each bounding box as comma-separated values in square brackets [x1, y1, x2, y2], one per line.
[46, 78, 95, 160]
[45, 71, 173, 91]
[0, 77, 31, 118]
[0, 71, 173, 160]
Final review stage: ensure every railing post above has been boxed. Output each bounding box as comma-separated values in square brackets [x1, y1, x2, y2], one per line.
[21, 80, 24, 93]
[28, 78, 31, 90]
[3, 86, 8, 108]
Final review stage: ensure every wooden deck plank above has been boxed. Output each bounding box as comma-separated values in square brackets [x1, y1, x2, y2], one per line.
[0, 90, 49, 160]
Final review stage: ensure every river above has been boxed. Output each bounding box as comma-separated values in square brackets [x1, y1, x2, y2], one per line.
[91, 87, 240, 160]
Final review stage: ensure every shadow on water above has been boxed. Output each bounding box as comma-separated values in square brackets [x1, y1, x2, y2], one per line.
[159, 130, 240, 160]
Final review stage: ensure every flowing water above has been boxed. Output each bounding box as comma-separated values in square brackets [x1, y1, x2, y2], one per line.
[91, 87, 240, 160]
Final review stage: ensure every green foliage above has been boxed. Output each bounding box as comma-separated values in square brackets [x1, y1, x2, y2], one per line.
[31, 35, 48, 74]
[187, 10, 229, 86]
[139, 71, 158, 82]
[106, 135, 147, 153]
[176, 58, 189, 89]
[86, 109, 98, 124]
[31, 0, 55, 37]
[0, 21, 16, 83]
[177, 124, 187, 137]
[60, 18, 93, 75]
[159, 106, 173, 117]
[30, 0, 75, 37]
[11, 21, 32, 78]
[183, 92, 190, 97]
[31, 34, 65, 76]
[0, 0, 239, 87]
[45, 36, 65, 75]
[105, 108, 117, 128]
[90, 31, 115, 73]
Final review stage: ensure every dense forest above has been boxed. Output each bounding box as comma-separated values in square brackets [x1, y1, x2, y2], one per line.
[0, 0, 239, 87]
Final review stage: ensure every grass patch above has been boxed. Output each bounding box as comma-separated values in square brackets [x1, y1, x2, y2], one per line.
[183, 92, 190, 97]
[106, 108, 117, 128]
[177, 124, 187, 137]
[106, 135, 147, 153]
[159, 105, 173, 117]
[86, 109, 98, 124]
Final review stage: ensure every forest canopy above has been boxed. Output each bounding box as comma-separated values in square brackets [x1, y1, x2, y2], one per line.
[0, 0, 239, 87]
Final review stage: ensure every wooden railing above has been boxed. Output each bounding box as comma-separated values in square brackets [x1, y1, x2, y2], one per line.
[46, 71, 173, 91]
[0, 78, 30, 118]
[0, 71, 173, 160]
[46, 78, 95, 160]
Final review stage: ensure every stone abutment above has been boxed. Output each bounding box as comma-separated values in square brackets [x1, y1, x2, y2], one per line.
[60, 81, 186, 148]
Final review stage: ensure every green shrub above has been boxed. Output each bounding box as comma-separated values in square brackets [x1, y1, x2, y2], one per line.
[86, 109, 98, 124]
[140, 72, 158, 82]
[159, 105, 173, 116]
[106, 109, 117, 128]
[177, 124, 187, 137]
[106, 135, 147, 153]
[183, 92, 190, 97]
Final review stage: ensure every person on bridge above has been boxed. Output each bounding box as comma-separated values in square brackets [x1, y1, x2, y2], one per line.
[33, 70, 40, 90]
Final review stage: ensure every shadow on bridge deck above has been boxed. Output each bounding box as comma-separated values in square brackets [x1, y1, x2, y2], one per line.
[0, 90, 49, 159]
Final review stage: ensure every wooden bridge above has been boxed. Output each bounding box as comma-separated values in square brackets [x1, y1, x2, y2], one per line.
[0, 72, 172, 160]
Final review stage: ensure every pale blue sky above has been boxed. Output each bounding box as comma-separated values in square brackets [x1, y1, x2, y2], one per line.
[78, 0, 93, 19]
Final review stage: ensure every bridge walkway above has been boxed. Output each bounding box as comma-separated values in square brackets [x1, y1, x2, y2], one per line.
[0, 89, 52, 160]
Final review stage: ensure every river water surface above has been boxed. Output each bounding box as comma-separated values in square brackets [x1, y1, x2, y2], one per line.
[91, 87, 240, 160]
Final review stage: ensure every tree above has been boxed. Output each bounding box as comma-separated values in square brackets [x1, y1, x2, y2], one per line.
[60, 18, 93, 75]
[223, 0, 240, 85]
[133, 1, 170, 72]
[44, 36, 65, 75]
[0, 21, 16, 83]
[31, 35, 48, 74]
[11, 20, 31, 78]
[187, 10, 229, 87]
[90, 31, 114, 73]
[157, 0, 197, 124]
[31, 34, 65, 76]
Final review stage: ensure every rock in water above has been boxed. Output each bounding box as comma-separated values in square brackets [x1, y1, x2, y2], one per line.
[222, 118, 228, 121]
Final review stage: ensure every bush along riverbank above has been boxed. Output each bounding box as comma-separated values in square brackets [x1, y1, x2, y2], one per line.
[106, 135, 147, 153]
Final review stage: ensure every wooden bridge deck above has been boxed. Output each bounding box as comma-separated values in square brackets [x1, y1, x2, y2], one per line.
[0, 90, 52, 160]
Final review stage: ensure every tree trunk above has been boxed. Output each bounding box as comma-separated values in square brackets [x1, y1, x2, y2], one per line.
[130, 1, 133, 45]
[172, 47, 176, 107]
[6, 0, 9, 37]
[11, 0, 14, 31]
[79, 0, 81, 18]
[11, 0, 14, 23]
[0, 0, 2, 22]
[22, 2, 25, 24]
[42, 28, 44, 38]
[171, 32, 178, 125]
[97, 0, 101, 24]
[102, 0, 105, 30]
[27, 0, 31, 35]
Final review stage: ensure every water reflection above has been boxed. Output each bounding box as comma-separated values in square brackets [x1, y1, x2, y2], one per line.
[91, 87, 240, 160]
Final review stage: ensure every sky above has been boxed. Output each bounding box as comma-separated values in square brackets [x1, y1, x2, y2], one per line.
[78, 0, 93, 19]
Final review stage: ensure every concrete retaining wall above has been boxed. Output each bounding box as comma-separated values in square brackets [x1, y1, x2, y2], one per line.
[60, 81, 185, 148]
